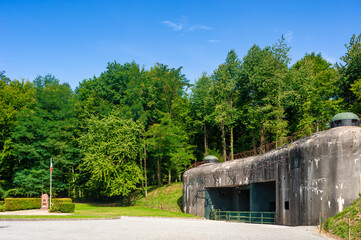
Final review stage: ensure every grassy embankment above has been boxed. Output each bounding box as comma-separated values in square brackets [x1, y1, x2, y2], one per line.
[324, 195, 361, 239]
[131, 182, 183, 212]
[0, 182, 197, 219]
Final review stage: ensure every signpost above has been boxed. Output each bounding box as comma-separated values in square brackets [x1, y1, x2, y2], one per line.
[50, 158, 53, 208]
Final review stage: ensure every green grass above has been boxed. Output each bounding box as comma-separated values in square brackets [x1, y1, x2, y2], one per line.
[76, 203, 195, 217]
[324, 195, 361, 239]
[0, 183, 199, 219]
[0, 203, 197, 219]
[131, 182, 183, 212]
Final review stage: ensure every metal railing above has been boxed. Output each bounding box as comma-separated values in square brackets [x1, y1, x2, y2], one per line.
[210, 209, 275, 224]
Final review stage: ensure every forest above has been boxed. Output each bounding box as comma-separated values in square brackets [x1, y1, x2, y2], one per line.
[0, 34, 360, 201]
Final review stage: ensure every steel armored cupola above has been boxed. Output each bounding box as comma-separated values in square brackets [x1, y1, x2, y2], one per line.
[330, 112, 360, 128]
[203, 155, 218, 164]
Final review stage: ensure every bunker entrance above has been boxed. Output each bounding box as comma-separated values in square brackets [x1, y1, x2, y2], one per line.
[205, 181, 276, 220]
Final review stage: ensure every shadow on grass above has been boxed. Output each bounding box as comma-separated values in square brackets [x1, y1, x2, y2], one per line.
[177, 196, 182, 211]
[87, 203, 123, 207]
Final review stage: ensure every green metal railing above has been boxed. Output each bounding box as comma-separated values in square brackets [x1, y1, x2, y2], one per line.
[210, 209, 275, 224]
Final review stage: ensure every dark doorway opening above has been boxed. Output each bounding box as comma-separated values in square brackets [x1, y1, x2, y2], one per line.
[205, 185, 250, 219]
[250, 181, 276, 212]
[204, 181, 276, 219]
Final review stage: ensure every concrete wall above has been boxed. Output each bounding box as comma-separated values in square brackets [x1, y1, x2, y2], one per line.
[183, 126, 361, 225]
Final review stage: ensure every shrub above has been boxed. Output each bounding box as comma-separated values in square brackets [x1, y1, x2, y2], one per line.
[59, 203, 75, 213]
[51, 198, 72, 211]
[48, 198, 73, 213]
[0, 201, 4, 206]
[0, 205, 5, 212]
[4, 198, 41, 211]
[48, 205, 59, 213]
[52, 198, 72, 205]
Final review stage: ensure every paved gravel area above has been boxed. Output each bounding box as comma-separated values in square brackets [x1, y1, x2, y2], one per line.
[0, 209, 71, 216]
[0, 216, 331, 240]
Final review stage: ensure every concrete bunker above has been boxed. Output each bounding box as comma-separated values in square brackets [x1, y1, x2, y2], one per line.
[183, 112, 361, 225]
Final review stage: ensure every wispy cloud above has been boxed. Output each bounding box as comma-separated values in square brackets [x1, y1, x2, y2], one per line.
[162, 21, 183, 31]
[284, 31, 294, 43]
[208, 39, 220, 43]
[188, 24, 213, 31]
[162, 19, 213, 32]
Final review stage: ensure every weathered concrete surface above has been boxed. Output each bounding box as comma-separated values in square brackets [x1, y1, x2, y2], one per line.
[183, 126, 361, 225]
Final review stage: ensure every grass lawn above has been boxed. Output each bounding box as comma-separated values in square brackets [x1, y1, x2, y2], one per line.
[0, 183, 199, 219]
[0, 203, 198, 219]
[131, 183, 183, 212]
[74, 203, 197, 218]
[324, 196, 361, 239]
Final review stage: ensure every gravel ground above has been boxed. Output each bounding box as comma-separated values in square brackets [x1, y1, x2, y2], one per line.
[0, 216, 331, 240]
[0, 209, 71, 216]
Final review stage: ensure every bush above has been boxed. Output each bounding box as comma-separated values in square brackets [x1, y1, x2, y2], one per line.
[52, 198, 72, 205]
[0, 201, 4, 206]
[0, 205, 5, 212]
[4, 198, 41, 211]
[59, 203, 75, 213]
[51, 198, 72, 210]
[48, 198, 73, 213]
[48, 205, 59, 213]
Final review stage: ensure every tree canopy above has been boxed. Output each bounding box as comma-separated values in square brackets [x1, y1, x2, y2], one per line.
[1, 33, 360, 200]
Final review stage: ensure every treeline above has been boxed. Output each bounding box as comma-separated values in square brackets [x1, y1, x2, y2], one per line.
[0, 34, 360, 200]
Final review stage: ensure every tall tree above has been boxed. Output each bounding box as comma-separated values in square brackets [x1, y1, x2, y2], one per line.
[238, 39, 290, 152]
[9, 75, 79, 197]
[190, 73, 213, 156]
[337, 34, 361, 110]
[148, 63, 189, 120]
[0, 71, 10, 84]
[0, 78, 34, 190]
[210, 50, 240, 160]
[146, 115, 193, 186]
[79, 113, 143, 198]
[291, 53, 340, 136]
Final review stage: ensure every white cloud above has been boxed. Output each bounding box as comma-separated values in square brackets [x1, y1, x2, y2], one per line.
[162, 19, 212, 32]
[284, 31, 294, 43]
[188, 24, 213, 31]
[162, 21, 184, 31]
[208, 39, 220, 43]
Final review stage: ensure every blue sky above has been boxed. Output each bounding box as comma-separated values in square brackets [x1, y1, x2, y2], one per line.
[1, 0, 360, 90]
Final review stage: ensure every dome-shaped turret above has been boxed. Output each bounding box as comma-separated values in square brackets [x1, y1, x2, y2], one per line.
[204, 155, 219, 164]
[330, 112, 360, 128]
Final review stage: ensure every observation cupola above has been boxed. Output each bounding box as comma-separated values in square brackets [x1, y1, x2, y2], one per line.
[203, 155, 219, 164]
[330, 112, 360, 128]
